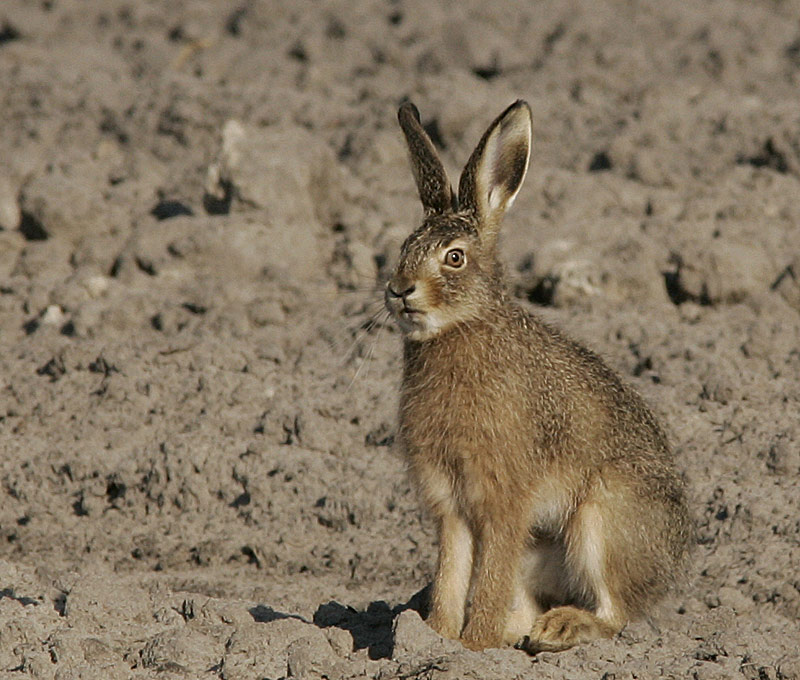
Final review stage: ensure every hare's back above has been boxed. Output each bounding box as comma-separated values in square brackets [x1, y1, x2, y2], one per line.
[514, 308, 671, 462]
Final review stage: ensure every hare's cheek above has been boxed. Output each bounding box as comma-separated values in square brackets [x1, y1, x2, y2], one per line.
[426, 282, 445, 309]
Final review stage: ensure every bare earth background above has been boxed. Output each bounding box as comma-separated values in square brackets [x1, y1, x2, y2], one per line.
[1, 1, 800, 678]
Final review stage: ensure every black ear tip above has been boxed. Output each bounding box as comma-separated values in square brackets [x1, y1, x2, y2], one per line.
[398, 101, 421, 125]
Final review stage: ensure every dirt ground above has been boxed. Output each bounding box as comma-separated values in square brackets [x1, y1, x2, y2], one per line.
[1, 0, 800, 678]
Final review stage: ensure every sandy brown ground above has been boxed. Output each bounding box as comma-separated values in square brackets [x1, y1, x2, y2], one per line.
[1, 1, 800, 678]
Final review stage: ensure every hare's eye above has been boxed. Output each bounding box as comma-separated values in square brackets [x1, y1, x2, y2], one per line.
[444, 248, 465, 268]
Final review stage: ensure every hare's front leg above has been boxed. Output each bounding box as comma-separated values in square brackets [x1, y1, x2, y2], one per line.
[460, 518, 525, 650]
[427, 512, 473, 639]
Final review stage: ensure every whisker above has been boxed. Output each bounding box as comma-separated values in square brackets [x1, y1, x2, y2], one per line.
[335, 305, 391, 370]
[316, 266, 388, 298]
[346, 309, 392, 392]
[318, 284, 384, 298]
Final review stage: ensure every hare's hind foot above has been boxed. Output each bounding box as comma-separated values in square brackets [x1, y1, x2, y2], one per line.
[518, 606, 619, 653]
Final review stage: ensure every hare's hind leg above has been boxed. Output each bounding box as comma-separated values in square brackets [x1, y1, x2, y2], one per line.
[502, 539, 564, 644]
[523, 499, 627, 653]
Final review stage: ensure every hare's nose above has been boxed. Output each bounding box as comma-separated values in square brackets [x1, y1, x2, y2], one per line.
[387, 283, 416, 298]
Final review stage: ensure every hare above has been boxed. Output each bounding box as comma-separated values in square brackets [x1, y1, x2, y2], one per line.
[384, 100, 692, 653]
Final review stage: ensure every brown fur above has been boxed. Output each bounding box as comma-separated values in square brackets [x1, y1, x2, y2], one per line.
[386, 101, 692, 653]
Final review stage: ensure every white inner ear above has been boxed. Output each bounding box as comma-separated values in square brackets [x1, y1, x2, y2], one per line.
[488, 182, 521, 212]
[487, 186, 502, 211]
[481, 114, 531, 215]
[503, 183, 521, 210]
[484, 134, 505, 212]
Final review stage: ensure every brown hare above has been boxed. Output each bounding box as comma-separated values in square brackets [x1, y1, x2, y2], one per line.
[385, 100, 692, 653]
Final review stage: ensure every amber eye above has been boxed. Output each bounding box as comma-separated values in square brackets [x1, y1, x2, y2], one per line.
[444, 248, 465, 268]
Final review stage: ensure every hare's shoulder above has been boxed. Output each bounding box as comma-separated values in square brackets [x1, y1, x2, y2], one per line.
[507, 303, 642, 402]
[507, 303, 605, 369]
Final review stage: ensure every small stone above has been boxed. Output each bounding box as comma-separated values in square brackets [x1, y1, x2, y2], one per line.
[392, 609, 448, 660]
[766, 437, 800, 475]
[42, 304, 68, 327]
[0, 174, 21, 230]
[84, 275, 111, 298]
[324, 627, 353, 657]
[221, 120, 248, 168]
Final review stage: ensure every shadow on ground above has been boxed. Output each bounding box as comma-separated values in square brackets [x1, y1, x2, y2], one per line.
[248, 585, 431, 660]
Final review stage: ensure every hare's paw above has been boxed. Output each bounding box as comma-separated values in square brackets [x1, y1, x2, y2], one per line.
[460, 635, 492, 652]
[426, 611, 461, 641]
[519, 606, 616, 653]
[460, 626, 497, 652]
[502, 593, 539, 645]
[459, 615, 503, 651]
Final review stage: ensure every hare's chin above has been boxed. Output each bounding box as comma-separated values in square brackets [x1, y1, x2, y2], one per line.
[397, 311, 452, 342]
[394, 310, 425, 334]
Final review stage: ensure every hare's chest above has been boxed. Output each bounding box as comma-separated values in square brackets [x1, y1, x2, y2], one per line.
[400, 365, 508, 452]
[399, 363, 529, 514]
[401, 417, 523, 521]
[401, 348, 526, 438]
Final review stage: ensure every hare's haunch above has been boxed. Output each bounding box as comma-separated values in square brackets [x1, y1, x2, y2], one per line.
[385, 101, 692, 653]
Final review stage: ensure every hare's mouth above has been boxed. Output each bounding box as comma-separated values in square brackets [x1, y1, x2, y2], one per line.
[392, 304, 427, 332]
[400, 304, 427, 325]
[385, 293, 433, 335]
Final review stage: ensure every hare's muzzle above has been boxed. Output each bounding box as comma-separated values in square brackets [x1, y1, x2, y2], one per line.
[385, 280, 425, 329]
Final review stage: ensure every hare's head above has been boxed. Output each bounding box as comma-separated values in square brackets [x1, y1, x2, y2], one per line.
[386, 101, 532, 341]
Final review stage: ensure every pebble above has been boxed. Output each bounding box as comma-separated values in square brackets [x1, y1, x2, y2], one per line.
[0, 174, 21, 231]
[84, 275, 110, 298]
[41, 304, 68, 327]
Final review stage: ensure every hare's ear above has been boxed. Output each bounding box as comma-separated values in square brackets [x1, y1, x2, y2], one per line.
[398, 102, 455, 215]
[458, 100, 532, 248]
